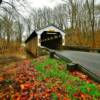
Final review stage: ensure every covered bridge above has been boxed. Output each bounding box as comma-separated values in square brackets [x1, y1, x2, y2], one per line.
[25, 24, 66, 57]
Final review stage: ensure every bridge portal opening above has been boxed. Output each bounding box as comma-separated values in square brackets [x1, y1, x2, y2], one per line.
[41, 31, 62, 49]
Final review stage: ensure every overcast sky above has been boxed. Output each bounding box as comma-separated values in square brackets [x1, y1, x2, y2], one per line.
[27, 0, 63, 8]
[96, 0, 100, 3]
[3, 0, 100, 10]
[2, 0, 100, 17]
[16, 0, 99, 17]
[26, 0, 100, 8]
[24, 0, 99, 9]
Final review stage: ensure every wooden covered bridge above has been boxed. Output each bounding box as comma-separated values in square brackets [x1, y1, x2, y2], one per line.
[25, 24, 66, 57]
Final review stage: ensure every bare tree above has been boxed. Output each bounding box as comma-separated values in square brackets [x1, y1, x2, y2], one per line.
[0, 0, 27, 43]
[0, 0, 2, 4]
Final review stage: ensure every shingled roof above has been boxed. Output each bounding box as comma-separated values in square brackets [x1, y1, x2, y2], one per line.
[25, 31, 37, 43]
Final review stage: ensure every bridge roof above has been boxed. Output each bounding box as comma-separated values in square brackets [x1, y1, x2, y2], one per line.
[36, 24, 65, 36]
[25, 31, 37, 43]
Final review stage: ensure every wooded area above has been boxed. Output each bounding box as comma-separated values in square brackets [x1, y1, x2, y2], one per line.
[0, 0, 100, 49]
[0, 1, 100, 100]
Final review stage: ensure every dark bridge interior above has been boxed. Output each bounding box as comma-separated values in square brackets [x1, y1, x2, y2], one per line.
[41, 31, 62, 49]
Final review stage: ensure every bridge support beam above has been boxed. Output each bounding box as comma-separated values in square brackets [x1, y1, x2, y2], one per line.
[62, 34, 65, 46]
[37, 34, 41, 47]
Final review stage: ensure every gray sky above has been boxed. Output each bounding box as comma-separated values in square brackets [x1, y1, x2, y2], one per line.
[17, 0, 100, 17]
[13, 0, 64, 17]
[2, 0, 100, 17]
[27, 0, 100, 7]
[3, 0, 100, 9]
[96, 0, 100, 4]
[27, 0, 63, 8]
[26, 0, 100, 8]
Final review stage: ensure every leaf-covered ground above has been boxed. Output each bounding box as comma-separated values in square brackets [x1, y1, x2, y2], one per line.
[0, 56, 100, 100]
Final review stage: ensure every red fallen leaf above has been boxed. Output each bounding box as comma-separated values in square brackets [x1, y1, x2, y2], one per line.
[72, 71, 80, 75]
[20, 83, 34, 90]
[12, 93, 20, 100]
[86, 79, 92, 83]
[57, 93, 62, 97]
[28, 93, 35, 100]
[20, 84, 24, 90]
[44, 78, 49, 81]
[16, 79, 23, 84]
[32, 75, 35, 79]
[30, 93, 35, 96]
[23, 60, 30, 65]
[0, 76, 4, 81]
[73, 91, 88, 99]
[51, 86, 57, 92]
[71, 71, 91, 82]
[16, 97, 20, 100]
[80, 93, 86, 99]
[42, 92, 50, 97]
[73, 90, 81, 98]
[73, 93, 79, 98]
[79, 75, 87, 80]
[45, 89, 52, 93]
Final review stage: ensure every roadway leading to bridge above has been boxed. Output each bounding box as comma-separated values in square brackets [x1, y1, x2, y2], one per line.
[56, 50, 100, 78]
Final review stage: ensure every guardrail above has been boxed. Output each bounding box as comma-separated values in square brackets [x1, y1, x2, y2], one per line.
[62, 45, 100, 53]
[41, 46, 100, 83]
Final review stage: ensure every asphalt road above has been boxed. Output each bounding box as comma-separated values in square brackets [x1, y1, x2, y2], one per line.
[56, 50, 100, 78]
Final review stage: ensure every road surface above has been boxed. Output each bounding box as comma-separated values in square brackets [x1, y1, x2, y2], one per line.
[56, 50, 100, 78]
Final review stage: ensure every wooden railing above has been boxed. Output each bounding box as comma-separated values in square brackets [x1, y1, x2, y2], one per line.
[62, 45, 100, 52]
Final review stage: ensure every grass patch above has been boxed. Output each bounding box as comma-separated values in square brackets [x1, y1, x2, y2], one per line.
[33, 57, 68, 82]
[80, 82, 100, 96]
[32, 56, 100, 99]
[51, 93, 58, 100]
